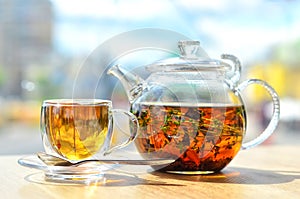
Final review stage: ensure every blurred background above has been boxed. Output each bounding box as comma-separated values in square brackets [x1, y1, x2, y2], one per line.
[0, 0, 299, 155]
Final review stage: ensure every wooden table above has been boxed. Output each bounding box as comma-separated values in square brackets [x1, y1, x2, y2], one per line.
[1, 144, 299, 199]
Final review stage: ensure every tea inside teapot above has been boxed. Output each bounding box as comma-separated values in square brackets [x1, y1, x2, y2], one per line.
[131, 102, 246, 174]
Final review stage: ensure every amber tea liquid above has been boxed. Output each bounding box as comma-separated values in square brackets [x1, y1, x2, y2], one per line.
[131, 103, 246, 173]
[42, 104, 110, 160]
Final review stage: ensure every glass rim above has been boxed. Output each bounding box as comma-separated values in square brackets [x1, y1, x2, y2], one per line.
[42, 99, 112, 106]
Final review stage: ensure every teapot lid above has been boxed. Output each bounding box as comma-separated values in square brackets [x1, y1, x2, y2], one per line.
[146, 41, 231, 72]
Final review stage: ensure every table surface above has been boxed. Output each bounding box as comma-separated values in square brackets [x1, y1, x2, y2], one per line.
[1, 144, 300, 199]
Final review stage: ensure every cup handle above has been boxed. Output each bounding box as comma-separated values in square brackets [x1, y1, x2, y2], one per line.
[103, 109, 139, 156]
[234, 79, 280, 150]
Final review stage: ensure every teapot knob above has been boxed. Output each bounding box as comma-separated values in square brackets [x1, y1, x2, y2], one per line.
[178, 41, 200, 59]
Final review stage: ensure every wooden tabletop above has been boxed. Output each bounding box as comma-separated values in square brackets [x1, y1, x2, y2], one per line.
[1, 144, 300, 199]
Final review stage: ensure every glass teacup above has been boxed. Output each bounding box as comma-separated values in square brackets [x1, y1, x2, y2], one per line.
[40, 99, 138, 161]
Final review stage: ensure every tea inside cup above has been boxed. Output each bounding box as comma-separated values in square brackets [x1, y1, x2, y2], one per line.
[40, 99, 139, 162]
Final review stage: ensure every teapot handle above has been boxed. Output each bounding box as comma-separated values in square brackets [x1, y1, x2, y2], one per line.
[234, 79, 280, 150]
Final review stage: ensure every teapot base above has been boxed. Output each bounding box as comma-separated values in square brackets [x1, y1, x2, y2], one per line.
[165, 170, 215, 175]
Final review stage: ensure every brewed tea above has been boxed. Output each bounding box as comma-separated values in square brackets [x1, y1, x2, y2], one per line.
[131, 103, 246, 173]
[42, 104, 110, 160]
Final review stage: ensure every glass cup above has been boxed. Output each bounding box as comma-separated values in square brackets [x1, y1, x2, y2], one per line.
[40, 99, 139, 161]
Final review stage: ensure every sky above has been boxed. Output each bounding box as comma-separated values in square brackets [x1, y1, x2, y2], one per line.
[50, 0, 300, 63]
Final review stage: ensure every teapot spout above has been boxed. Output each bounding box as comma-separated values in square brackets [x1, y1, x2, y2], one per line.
[107, 64, 145, 103]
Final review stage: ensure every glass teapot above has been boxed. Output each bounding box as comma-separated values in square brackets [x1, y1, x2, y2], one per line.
[108, 40, 280, 174]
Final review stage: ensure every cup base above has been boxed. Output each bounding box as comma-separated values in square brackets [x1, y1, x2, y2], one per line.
[18, 155, 115, 184]
[44, 171, 105, 184]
